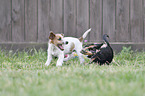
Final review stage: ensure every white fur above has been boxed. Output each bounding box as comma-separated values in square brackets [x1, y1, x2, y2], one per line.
[82, 28, 91, 38]
[101, 43, 107, 48]
[63, 37, 84, 63]
[45, 28, 91, 66]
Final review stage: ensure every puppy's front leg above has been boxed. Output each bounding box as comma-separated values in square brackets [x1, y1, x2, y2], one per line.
[56, 52, 64, 66]
[45, 53, 52, 66]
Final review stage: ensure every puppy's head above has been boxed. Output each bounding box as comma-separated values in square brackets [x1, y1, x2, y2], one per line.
[49, 31, 64, 51]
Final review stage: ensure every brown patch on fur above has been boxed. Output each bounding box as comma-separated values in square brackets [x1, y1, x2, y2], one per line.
[61, 33, 64, 37]
[49, 32, 64, 51]
[91, 57, 96, 61]
[50, 40, 54, 44]
[106, 61, 109, 64]
[52, 34, 63, 45]
[79, 37, 83, 42]
[70, 43, 75, 52]
[91, 56, 100, 61]
[84, 45, 94, 50]
[96, 49, 100, 53]
[49, 32, 55, 40]
[83, 50, 93, 55]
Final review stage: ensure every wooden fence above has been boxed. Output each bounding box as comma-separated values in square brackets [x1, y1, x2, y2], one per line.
[0, 0, 145, 43]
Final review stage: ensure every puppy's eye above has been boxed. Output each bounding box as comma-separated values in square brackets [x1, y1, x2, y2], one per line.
[65, 41, 68, 44]
[58, 38, 61, 41]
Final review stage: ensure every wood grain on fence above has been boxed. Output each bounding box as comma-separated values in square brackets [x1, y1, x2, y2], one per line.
[64, 0, 77, 37]
[144, 0, 145, 41]
[49, 0, 63, 33]
[130, 0, 144, 42]
[12, 0, 25, 42]
[25, 0, 38, 42]
[90, 0, 102, 42]
[38, 0, 51, 42]
[103, 0, 116, 41]
[0, 0, 11, 42]
[0, 0, 145, 43]
[77, 0, 89, 39]
[116, 0, 130, 42]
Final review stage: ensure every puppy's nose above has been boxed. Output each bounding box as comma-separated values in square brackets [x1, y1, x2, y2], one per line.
[63, 41, 69, 45]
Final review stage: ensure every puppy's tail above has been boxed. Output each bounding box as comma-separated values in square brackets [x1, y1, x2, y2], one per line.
[79, 28, 91, 42]
[103, 34, 110, 46]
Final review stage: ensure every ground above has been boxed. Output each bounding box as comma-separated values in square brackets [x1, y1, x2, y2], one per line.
[0, 47, 145, 96]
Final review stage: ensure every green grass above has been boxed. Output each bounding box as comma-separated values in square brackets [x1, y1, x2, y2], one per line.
[0, 47, 145, 96]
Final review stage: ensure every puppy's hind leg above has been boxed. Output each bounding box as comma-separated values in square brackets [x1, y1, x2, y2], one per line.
[76, 51, 84, 64]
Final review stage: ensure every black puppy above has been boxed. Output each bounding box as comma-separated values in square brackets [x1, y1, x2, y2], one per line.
[81, 34, 113, 65]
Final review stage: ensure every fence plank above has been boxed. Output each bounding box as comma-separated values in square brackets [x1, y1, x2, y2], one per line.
[25, 0, 38, 42]
[130, 0, 143, 42]
[0, 0, 11, 42]
[90, 0, 102, 42]
[12, 0, 25, 42]
[143, 0, 145, 41]
[64, 0, 76, 37]
[77, 0, 89, 39]
[49, 0, 63, 33]
[116, 0, 130, 42]
[38, 0, 51, 42]
[0, 0, 145, 43]
[103, 0, 116, 41]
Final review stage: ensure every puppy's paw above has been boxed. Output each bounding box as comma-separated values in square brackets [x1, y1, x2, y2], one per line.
[56, 64, 62, 67]
[45, 63, 50, 66]
[56, 62, 62, 67]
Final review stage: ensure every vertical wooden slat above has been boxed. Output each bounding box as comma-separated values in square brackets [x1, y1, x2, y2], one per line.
[64, 0, 76, 37]
[0, 0, 145, 43]
[25, 0, 38, 42]
[0, 0, 11, 42]
[38, 0, 51, 42]
[77, 0, 89, 39]
[90, 0, 102, 42]
[12, 0, 25, 42]
[116, 0, 130, 42]
[49, 0, 63, 33]
[143, 0, 145, 41]
[103, 0, 116, 41]
[130, 0, 143, 42]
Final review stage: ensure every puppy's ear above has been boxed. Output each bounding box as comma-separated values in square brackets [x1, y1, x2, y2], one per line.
[49, 31, 56, 40]
[61, 33, 64, 37]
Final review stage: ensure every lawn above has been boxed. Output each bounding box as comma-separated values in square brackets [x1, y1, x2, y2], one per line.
[0, 47, 145, 96]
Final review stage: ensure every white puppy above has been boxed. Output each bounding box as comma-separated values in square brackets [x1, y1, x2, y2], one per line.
[45, 28, 91, 66]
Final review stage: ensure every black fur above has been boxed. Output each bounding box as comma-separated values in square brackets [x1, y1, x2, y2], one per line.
[81, 34, 113, 65]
